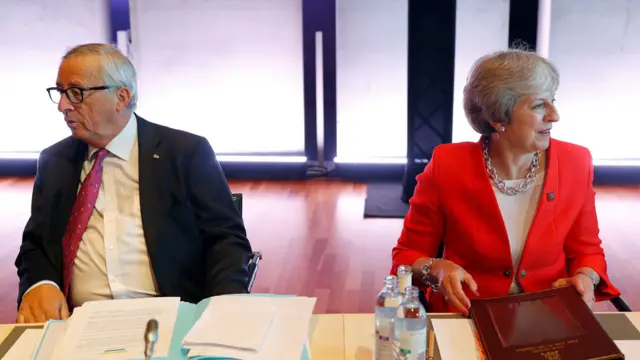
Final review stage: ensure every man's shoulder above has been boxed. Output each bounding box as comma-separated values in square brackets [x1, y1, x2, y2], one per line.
[40, 136, 79, 159]
[138, 115, 208, 150]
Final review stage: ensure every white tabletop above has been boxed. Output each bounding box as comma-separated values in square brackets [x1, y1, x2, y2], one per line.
[3, 312, 640, 359]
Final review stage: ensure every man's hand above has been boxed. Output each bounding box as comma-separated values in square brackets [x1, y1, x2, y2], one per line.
[16, 284, 69, 323]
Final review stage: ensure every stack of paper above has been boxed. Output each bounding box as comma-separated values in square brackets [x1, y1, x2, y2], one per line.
[32, 321, 68, 360]
[183, 295, 317, 359]
[46, 297, 181, 359]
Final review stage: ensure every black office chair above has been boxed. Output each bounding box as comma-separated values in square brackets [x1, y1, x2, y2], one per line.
[232, 193, 263, 292]
[418, 242, 632, 312]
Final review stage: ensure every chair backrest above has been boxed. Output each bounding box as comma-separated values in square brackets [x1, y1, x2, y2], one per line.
[231, 192, 262, 292]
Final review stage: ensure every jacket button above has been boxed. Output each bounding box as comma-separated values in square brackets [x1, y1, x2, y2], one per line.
[503, 270, 512, 277]
[520, 269, 527, 277]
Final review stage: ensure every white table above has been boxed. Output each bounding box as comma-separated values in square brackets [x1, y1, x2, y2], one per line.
[3, 312, 640, 359]
[310, 313, 640, 359]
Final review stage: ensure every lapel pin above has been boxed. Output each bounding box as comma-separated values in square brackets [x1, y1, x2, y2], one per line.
[547, 192, 555, 201]
[153, 154, 160, 159]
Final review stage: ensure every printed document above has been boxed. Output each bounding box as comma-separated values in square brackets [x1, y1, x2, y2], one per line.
[32, 321, 68, 360]
[50, 297, 180, 360]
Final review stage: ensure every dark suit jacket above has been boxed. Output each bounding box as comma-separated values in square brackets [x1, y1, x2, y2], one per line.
[15, 115, 252, 306]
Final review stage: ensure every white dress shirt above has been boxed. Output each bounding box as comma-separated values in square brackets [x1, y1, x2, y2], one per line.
[25, 114, 159, 306]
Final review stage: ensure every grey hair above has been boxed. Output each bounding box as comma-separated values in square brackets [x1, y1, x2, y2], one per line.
[63, 43, 138, 111]
[463, 48, 559, 135]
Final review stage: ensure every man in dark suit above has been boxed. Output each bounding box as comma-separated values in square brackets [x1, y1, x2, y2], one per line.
[15, 43, 252, 323]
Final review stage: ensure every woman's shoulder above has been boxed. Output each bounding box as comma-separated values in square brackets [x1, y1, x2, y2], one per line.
[433, 141, 480, 158]
[550, 138, 593, 165]
[428, 142, 482, 178]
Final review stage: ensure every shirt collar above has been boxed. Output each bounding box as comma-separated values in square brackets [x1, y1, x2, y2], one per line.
[88, 113, 137, 161]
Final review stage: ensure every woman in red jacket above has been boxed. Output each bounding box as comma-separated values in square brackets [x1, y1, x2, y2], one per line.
[391, 49, 620, 316]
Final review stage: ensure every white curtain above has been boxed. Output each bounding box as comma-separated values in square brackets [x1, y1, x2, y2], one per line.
[129, 0, 305, 155]
[0, 0, 110, 153]
[547, 0, 640, 161]
[335, 0, 408, 161]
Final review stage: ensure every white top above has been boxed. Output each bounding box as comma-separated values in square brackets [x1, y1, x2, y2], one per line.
[492, 172, 545, 294]
[25, 113, 160, 306]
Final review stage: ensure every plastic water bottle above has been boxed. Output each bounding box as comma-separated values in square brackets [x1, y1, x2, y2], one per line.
[375, 275, 402, 360]
[394, 286, 427, 360]
[397, 265, 412, 294]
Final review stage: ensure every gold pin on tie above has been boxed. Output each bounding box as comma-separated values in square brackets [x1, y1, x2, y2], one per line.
[153, 154, 160, 159]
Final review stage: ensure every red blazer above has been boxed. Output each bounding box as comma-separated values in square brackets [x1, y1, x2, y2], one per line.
[391, 138, 620, 313]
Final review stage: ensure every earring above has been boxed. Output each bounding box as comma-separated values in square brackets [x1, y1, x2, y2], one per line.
[498, 125, 505, 132]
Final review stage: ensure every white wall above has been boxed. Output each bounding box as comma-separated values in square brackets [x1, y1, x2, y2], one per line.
[335, 0, 408, 161]
[0, 0, 110, 153]
[129, 0, 305, 155]
[547, 0, 640, 160]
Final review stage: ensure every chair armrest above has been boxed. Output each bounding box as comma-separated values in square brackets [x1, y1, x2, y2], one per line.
[610, 296, 632, 312]
[232, 193, 243, 215]
[247, 251, 263, 292]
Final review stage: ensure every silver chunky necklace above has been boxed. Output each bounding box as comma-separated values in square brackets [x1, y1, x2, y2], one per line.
[482, 137, 539, 196]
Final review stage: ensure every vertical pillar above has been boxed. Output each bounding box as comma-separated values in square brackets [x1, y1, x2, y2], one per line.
[508, 0, 540, 50]
[108, 0, 131, 56]
[536, 0, 552, 58]
[302, 0, 336, 170]
[402, 0, 457, 202]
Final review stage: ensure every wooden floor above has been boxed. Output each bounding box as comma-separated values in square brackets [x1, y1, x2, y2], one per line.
[0, 177, 639, 323]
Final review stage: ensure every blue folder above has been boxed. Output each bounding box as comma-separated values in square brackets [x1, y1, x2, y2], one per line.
[34, 294, 311, 360]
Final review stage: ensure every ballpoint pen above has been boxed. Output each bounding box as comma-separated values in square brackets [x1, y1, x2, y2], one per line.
[427, 329, 435, 360]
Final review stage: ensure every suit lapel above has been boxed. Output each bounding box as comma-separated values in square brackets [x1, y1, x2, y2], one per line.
[136, 115, 166, 262]
[470, 140, 512, 257]
[521, 140, 559, 256]
[51, 139, 87, 248]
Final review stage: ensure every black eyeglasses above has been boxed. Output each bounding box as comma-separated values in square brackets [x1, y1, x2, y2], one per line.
[46, 85, 116, 104]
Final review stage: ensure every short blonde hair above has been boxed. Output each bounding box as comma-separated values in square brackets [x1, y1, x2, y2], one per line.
[63, 43, 138, 111]
[463, 49, 559, 135]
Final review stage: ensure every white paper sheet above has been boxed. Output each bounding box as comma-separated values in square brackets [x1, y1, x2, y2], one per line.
[4, 329, 43, 360]
[50, 297, 180, 360]
[615, 340, 640, 358]
[184, 295, 276, 351]
[32, 321, 68, 360]
[431, 318, 482, 360]
[185, 296, 317, 360]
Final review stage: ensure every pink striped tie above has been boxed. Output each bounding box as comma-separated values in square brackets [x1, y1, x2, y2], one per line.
[62, 148, 109, 298]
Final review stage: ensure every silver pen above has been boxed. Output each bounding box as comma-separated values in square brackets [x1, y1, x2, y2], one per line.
[144, 319, 159, 360]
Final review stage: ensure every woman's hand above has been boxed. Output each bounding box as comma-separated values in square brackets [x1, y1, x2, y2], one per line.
[429, 259, 479, 316]
[552, 273, 596, 309]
